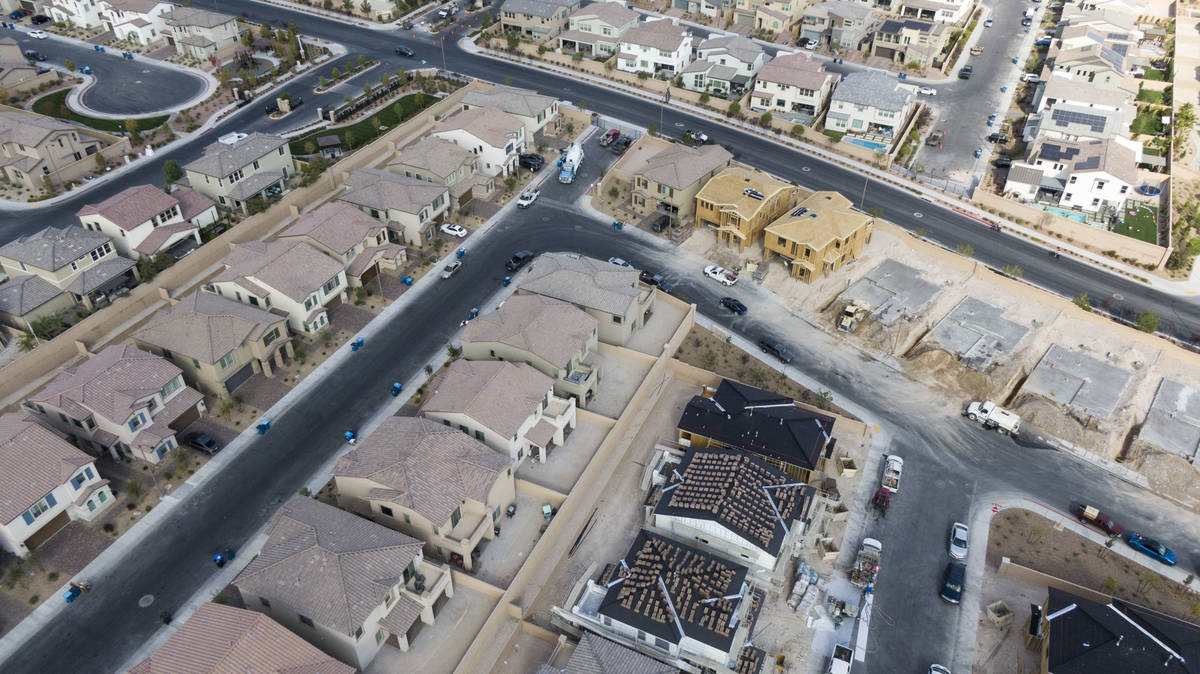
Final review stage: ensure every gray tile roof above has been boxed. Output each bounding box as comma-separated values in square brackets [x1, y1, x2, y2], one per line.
[333, 417, 511, 526]
[423, 360, 554, 439]
[462, 84, 557, 120]
[184, 133, 288, 179]
[435, 105, 525, 149]
[232, 496, 424, 636]
[755, 51, 835, 91]
[536, 632, 677, 674]
[696, 35, 763, 66]
[0, 274, 65, 317]
[65, 256, 137, 296]
[567, 2, 638, 27]
[30, 344, 182, 425]
[0, 110, 87, 149]
[621, 19, 690, 52]
[499, 0, 578, 18]
[134, 291, 284, 365]
[388, 136, 474, 181]
[0, 413, 93, 524]
[76, 184, 179, 231]
[1006, 164, 1045, 188]
[518, 252, 646, 317]
[805, 1, 874, 21]
[0, 225, 112, 272]
[280, 201, 384, 255]
[462, 294, 597, 370]
[831, 70, 913, 112]
[339, 168, 449, 217]
[215, 240, 344, 303]
[162, 6, 237, 28]
[636, 143, 732, 190]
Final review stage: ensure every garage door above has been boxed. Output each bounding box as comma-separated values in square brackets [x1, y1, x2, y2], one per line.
[25, 512, 70, 551]
[223, 363, 255, 394]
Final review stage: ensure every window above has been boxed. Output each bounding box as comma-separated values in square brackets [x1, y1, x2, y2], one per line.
[355, 626, 363, 640]
[613, 315, 623, 325]
[21, 492, 57, 524]
[375, 630, 383, 644]
[161, 378, 180, 398]
[98, 491, 107, 503]
[380, 505, 394, 517]
[322, 276, 340, 295]
[218, 352, 235, 369]
[264, 329, 278, 346]
[261, 596, 271, 607]
[70, 471, 89, 490]
[451, 507, 461, 526]
[298, 614, 314, 627]
[87, 500, 96, 512]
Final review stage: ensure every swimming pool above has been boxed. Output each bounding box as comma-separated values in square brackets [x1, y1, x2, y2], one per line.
[1040, 205, 1087, 223]
[845, 137, 888, 153]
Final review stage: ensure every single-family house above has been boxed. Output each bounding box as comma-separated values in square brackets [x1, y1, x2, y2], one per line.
[694, 166, 799, 251]
[461, 84, 560, 143]
[332, 416, 516, 571]
[133, 291, 293, 398]
[162, 7, 242, 59]
[1023, 98, 1134, 144]
[680, 36, 766, 97]
[0, 109, 127, 191]
[1032, 72, 1134, 116]
[278, 201, 407, 288]
[498, 0, 580, 39]
[871, 18, 948, 66]
[338, 168, 450, 247]
[0, 414, 113, 557]
[1002, 138, 1138, 214]
[896, 0, 969, 23]
[77, 184, 218, 259]
[614, 136, 732, 223]
[421, 359, 577, 465]
[764, 190, 874, 281]
[799, 2, 875, 51]
[617, 19, 693, 77]
[232, 496, 454, 669]
[100, 0, 175, 45]
[183, 133, 294, 213]
[516, 252, 655, 346]
[388, 136, 493, 210]
[824, 70, 915, 140]
[733, 0, 806, 33]
[462, 293, 602, 405]
[430, 106, 527, 177]
[559, 2, 639, 57]
[749, 51, 837, 120]
[48, 0, 105, 28]
[0, 38, 62, 94]
[0, 225, 137, 318]
[207, 240, 347, 334]
[25, 344, 206, 464]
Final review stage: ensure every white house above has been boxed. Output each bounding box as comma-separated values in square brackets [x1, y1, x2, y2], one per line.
[0, 414, 113, 557]
[101, 0, 175, 45]
[48, 0, 105, 28]
[558, 2, 639, 57]
[680, 35, 767, 96]
[431, 106, 526, 177]
[824, 69, 915, 140]
[896, 0, 969, 24]
[750, 51, 837, 120]
[460, 85, 559, 143]
[208, 240, 348, 334]
[77, 184, 218, 259]
[1003, 137, 1139, 214]
[617, 19, 694, 77]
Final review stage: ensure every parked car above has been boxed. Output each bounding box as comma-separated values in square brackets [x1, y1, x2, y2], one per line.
[918, 86, 937, 96]
[929, 666, 952, 674]
[394, 45, 414, 56]
[758, 338, 793, 363]
[599, 128, 620, 147]
[440, 223, 468, 238]
[31, 15, 51, 24]
[23, 50, 45, 61]
[1138, 184, 1163, 196]
[183, 432, 222, 455]
[516, 189, 540, 209]
[1021, 17, 1033, 26]
[949, 522, 969, 560]
[651, 214, 670, 232]
[986, 133, 1010, 144]
[8, 8, 30, 19]
[720, 297, 747, 315]
[1021, 73, 1041, 82]
[684, 129, 709, 144]
[994, 156, 1012, 168]
[1075, 505, 1124, 537]
[639, 270, 665, 286]
[440, 260, 462, 279]
[940, 562, 966, 603]
[1127, 533, 1177, 566]
[518, 153, 545, 171]
[28, 30, 48, 39]
[704, 264, 737, 286]
[984, 18, 993, 27]
[607, 257, 632, 268]
[802, 38, 818, 50]
[958, 65, 973, 79]
[506, 250, 534, 272]
[612, 136, 633, 155]
[264, 102, 279, 115]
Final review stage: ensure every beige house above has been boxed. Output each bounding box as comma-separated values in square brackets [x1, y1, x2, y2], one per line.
[430, 106, 527, 178]
[208, 240, 348, 334]
[0, 273, 77, 333]
[333, 417, 516, 571]
[387, 136, 493, 210]
[0, 225, 138, 317]
[559, 3, 639, 57]
[462, 294, 602, 406]
[0, 414, 113, 557]
[498, 0, 580, 40]
[0, 39, 61, 95]
[750, 51, 837, 119]
[871, 18, 948, 66]
[338, 168, 450, 247]
[516, 252, 655, 346]
[0, 108, 128, 191]
[232, 497, 454, 669]
[161, 7, 241, 59]
[77, 184, 217, 259]
[695, 166, 799, 252]
[129, 603, 355, 674]
[461, 84, 560, 143]
[133, 291, 293, 398]
[183, 133, 294, 213]
[615, 136, 732, 223]
[278, 201, 407, 289]
[422, 359, 577, 465]
[764, 190, 874, 281]
[25, 344, 206, 464]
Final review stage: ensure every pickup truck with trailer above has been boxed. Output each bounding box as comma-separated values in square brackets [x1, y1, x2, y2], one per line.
[964, 400, 1021, 435]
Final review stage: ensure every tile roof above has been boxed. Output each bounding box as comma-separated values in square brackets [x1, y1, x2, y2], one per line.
[434, 106, 525, 149]
[620, 19, 689, 52]
[805, 1, 874, 21]
[333, 417, 511, 525]
[280, 202, 384, 256]
[30, 344, 182, 424]
[831, 70, 913, 112]
[765, 190, 873, 254]
[0, 274, 65, 317]
[1037, 74, 1133, 109]
[133, 221, 198, 257]
[0, 413, 92, 524]
[1006, 164, 1046, 188]
[1030, 137, 1138, 185]
[423, 360, 553, 440]
[462, 294, 597, 370]
[500, 0, 578, 18]
[133, 387, 202, 450]
[0, 109, 85, 149]
[77, 184, 179, 231]
[162, 6, 236, 28]
[0, 225, 112, 272]
[567, 2, 638, 27]
[696, 166, 796, 221]
[388, 136, 474, 180]
[518, 252, 646, 317]
[129, 602, 354, 674]
[636, 143, 732, 191]
[535, 632, 676, 674]
[184, 133, 288, 179]
[172, 188, 216, 222]
[696, 35, 764, 66]
[225, 171, 286, 202]
[339, 168, 449, 217]
[64, 256, 137, 296]
[232, 496, 423, 636]
[755, 51, 835, 91]
[135, 291, 283, 365]
[215, 240, 344, 303]
[106, 0, 163, 13]
[462, 84, 558, 120]
[677, 379, 835, 472]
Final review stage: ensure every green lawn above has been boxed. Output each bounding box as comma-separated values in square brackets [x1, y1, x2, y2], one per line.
[1119, 203, 1159, 244]
[1131, 110, 1165, 135]
[288, 92, 437, 155]
[1136, 89, 1164, 104]
[1144, 68, 1169, 81]
[31, 90, 168, 133]
[823, 129, 845, 142]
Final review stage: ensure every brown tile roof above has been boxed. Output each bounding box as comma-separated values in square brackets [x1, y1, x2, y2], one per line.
[535, 632, 677, 674]
[0, 109, 87, 150]
[133, 221, 198, 257]
[339, 168, 449, 217]
[173, 188, 216, 222]
[29, 344, 182, 424]
[77, 184, 179, 231]
[128, 602, 354, 674]
[434, 106, 524, 149]
[517, 252, 646, 317]
[638, 144, 732, 190]
[233, 496, 423, 636]
[0, 414, 92, 523]
[462, 294, 596, 370]
[423, 360, 553, 439]
[334, 417, 510, 525]
[388, 136, 474, 181]
[755, 51, 835, 91]
[215, 241, 344, 303]
[620, 19, 689, 52]
[461, 84, 558, 120]
[280, 201, 385, 256]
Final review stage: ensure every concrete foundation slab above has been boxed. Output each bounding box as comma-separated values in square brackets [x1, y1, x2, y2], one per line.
[1139, 378, 1200, 461]
[925, 297, 1030, 370]
[1023, 344, 1132, 419]
[841, 259, 940, 326]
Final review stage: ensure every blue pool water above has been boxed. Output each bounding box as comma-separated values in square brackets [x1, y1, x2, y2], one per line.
[846, 137, 888, 153]
[1041, 205, 1087, 223]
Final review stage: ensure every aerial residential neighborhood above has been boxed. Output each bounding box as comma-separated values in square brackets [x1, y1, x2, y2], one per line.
[0, 0, 1197, 672]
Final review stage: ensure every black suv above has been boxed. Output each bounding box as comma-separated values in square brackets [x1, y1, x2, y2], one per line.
[519, 153, 544, 171]
[31, 14, 51, 24]
[395, 45, 414, 57]
[506, 250, 534, 272]
[986, 133, 1009, 144]
[957, 65, 973, 79]
[758, 338, 793, 363]
[995, 155, 1012, 168]
[612, 136, 633, 155]
[940, 562, 965, 604]
[651, 214, 670, 232]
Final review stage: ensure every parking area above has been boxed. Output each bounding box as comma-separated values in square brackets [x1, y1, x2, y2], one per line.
[517, 418, 610, 495]
[583, 351, 653, 419]
[625, 296, 689, 357]
[473, 490, 552, 589]
[364, 583, 499, 674]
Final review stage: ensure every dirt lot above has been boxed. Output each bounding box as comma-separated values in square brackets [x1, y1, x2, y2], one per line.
[988, 509, 1200, 623]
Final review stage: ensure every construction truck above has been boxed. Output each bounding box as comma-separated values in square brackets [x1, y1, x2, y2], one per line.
[557, 144, 583, 183]
[837, 300, 870, 332]
[880, 454, 903, 493]
[850, 538, 882, 588]
[827, 644, 854, 674]
[964, 400, 1021, 435]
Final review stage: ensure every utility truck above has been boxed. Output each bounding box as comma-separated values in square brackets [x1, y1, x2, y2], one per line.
[558, 144, 583, 183]
[964, 400, 1021, 435]
[850, 538, 882, 588]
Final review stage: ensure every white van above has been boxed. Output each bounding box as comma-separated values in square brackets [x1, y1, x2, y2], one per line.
[1024, 8, 1035, 18]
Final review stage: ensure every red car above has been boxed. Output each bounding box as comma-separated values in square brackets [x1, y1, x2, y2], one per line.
[1076, 505, 1124, 537]
[598, 128, 620, 147]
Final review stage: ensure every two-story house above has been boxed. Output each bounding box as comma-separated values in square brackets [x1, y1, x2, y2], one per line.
[0, 109, 126, 191]
[749, 51, 837, 121]
[48, 0, 105, 28]
[161, 7, 242, 58]
[694, 166, 799, 252]
[278, 201, 406, 289]
[733, 0, 806, 34]
[77, 184, 218, 259]
[680, 36, 766, 97]
[764, 190, 874, 281]
[133, 291, 293, 398]
[871, 18, 948, 67]
[421, 359, 577, 465]
[461, 84, 559, 144]
[1003, 138, 1138, 214]
[617, 19, 693, 77]
[498, 0, 580, 39]
[332, 417, 515, 571]
[615, 136, 732, 222]
[232, 497, 453, 669]
[0, 414, 113, 557]
[824, 70, 915, 141]
[430, 106, 526, 178]
[387, 136, 493, 210]
[0, 225, 137, 319]
[800, 2, 875, 50]
[207, 240, 347, 334]
[26, 344, 206, 464]
[897, 0, 970, 23]
[559, 2, 639, 57]
[462, 293, 602, 406]
[183, 133, 294, 213]
[100, 0, 174, 45]
[338, 168, 450, 247]
[516, 252, 656, 346]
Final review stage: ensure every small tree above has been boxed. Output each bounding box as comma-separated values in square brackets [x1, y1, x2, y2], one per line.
[94, 152, 106, 170]
[41, 175, 54, 195]
[216, 69, 232, 89]
[342, 0, 353, 11]
[360, 0, 371, 13]
[647, 122, 657, 137]
[159, 121, 174, 141]
[124, 479, 144, 502]
[318, 74, 328, 88]
[1073, 292, 1091, 312]
[330, 66, 341, 79]
[64, 59, 75, 72]
[699, 92, 710, 104]
[246, 197, 269, 215]
[868, 207, 884, 218]
[356, 54, 366, 68]
[955, 243, 974, 257]
[162, 159, 182, 184]
[363, 79, 373, 96]
[816, 390, 834, 411]
[125, 118, 141, 145]
[506, 32, 519, 50]
[1001, 264, 1024, 278]
[792, 123, 805, 138]
[1135, 310, 1160, 333]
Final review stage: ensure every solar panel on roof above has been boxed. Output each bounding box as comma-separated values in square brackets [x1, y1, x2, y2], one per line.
[1050, 108, 1108, 133]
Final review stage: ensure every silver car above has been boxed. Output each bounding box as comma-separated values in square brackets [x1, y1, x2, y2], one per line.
[949, 522, 969, 560]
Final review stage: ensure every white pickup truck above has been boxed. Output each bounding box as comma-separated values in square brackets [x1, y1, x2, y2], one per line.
[827, 644, 854, 674]
[964, 400, 1021, 435]
[880, 454, 903, 493]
